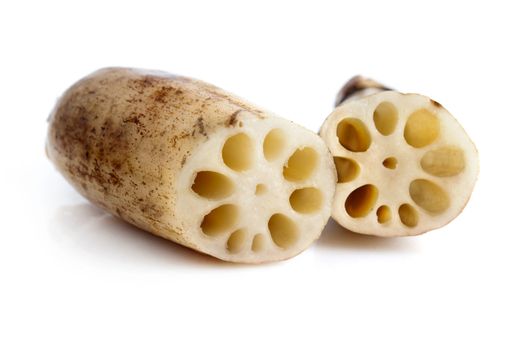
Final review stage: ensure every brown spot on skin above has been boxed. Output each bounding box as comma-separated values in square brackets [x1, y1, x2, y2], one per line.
[125, 97, 143, 104]
[108, 172, 123, 186]
[123, 113, 146, 130]
[111, 160, 123, 170]
[227, 110, 242, 127]
[127, 75, 168, 96]
[139, 202, 164, 219]
[152, 86, 176, 104]
[170, 131, 190, 148]
[195, 117, 207, 136]
[181, 155, 187, 167]
[430, 99, 442, 108]
[197, 85, 266, 117]
[139, 76, 156, 88]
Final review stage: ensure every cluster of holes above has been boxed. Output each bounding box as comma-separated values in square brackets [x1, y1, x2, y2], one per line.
[336, 103, 463, 228]
[335, 103, 403, 173]
[344, 178, 451, 227]
[191, 129, 322, 255]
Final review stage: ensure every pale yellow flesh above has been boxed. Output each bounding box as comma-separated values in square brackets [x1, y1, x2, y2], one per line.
[177, 113, 336, 263]
[320, 91, 478, 237]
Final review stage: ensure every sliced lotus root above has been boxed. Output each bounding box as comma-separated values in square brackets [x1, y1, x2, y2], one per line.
[47, 68, 335, 263]
[320, 76, 479, 237]
[180, 117, 335, 263]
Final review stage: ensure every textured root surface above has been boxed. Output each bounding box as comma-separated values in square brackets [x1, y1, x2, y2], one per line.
[46, 68, 335, 263]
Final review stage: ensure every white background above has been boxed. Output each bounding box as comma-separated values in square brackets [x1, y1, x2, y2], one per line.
[1, 1, 524, 349]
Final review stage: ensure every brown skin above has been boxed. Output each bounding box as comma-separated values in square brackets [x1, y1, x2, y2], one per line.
[334, 76, 390, 107]
[46, 67, 272, 250]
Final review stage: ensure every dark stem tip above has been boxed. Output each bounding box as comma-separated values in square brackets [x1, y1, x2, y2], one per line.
[334, 76, 391, 107]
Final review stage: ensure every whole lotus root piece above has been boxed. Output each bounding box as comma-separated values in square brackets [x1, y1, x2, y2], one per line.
[320, 76, 478, 237]
[47, 68, 336, 263]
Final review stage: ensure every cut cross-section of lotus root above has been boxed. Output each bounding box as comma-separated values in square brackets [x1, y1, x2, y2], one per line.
[320, 76, 479, 237]
[181, 116, 335, 263]
[46, 68, 336, 263]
